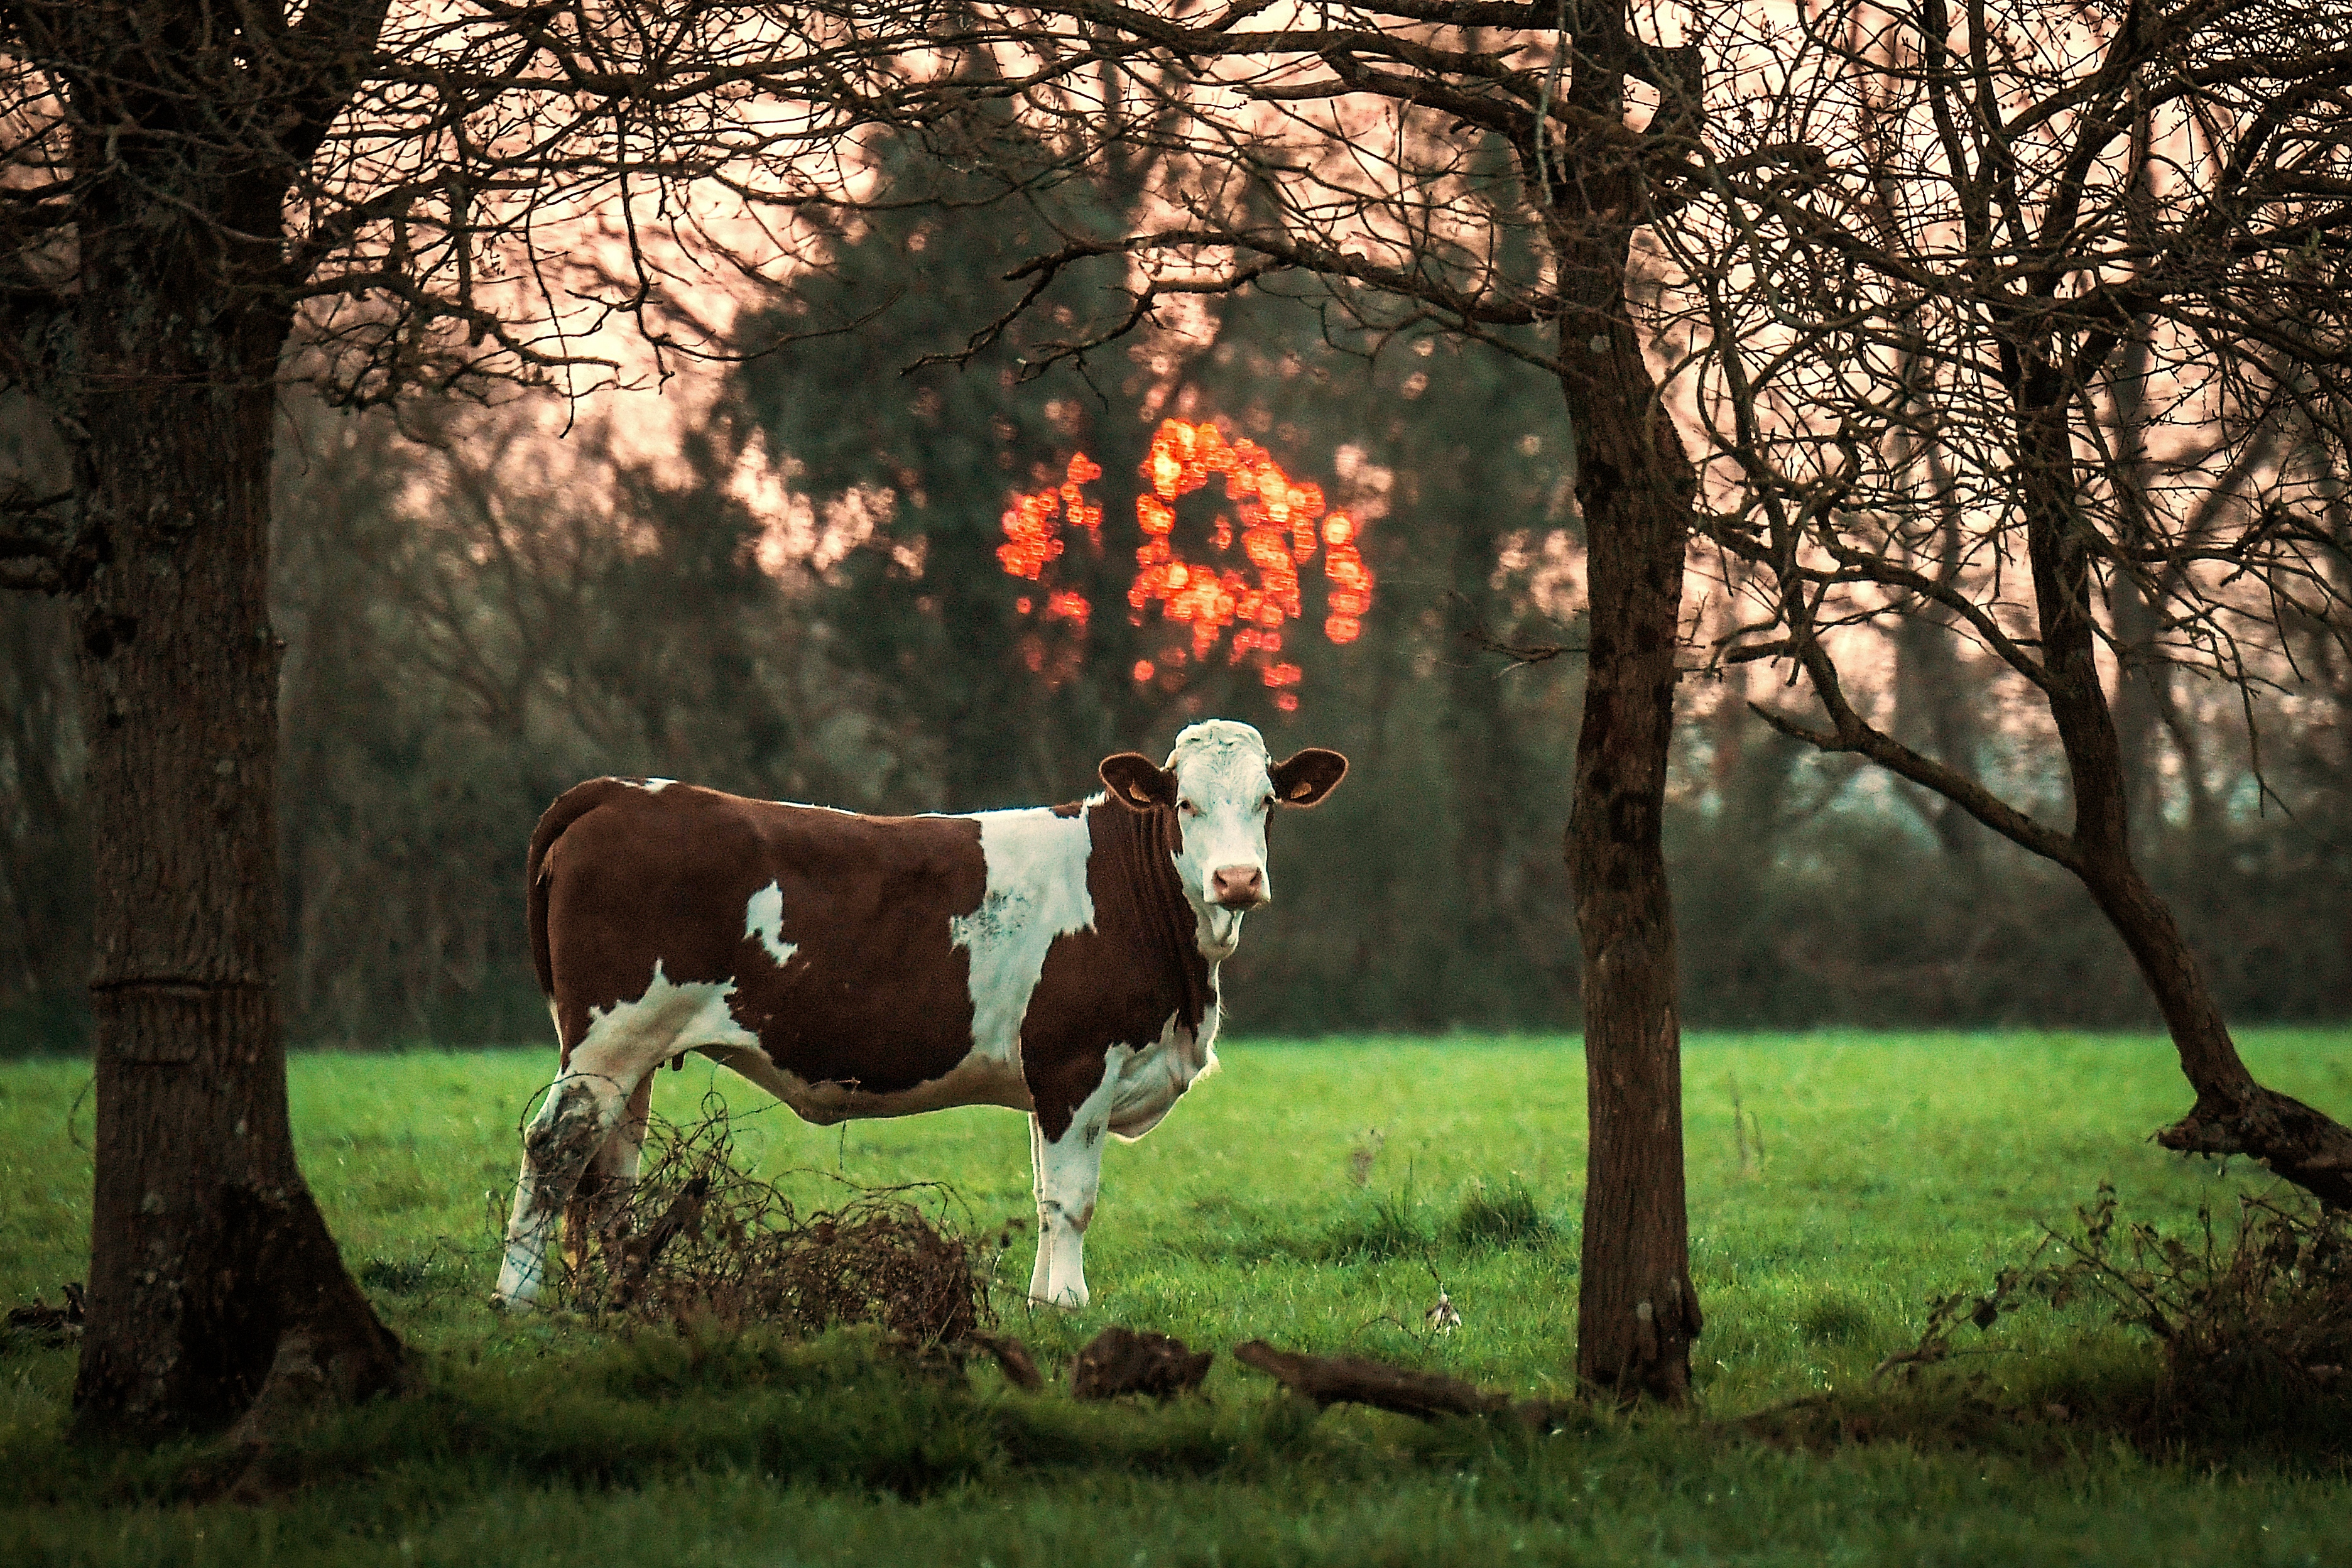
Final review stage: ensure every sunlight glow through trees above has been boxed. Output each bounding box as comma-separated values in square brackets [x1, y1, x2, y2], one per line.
[997, 419, 1375, 707]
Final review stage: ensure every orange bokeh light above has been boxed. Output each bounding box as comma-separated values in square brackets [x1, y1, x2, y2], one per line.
[999, 454, 1102, 604]
[998, 419, 1376, 703]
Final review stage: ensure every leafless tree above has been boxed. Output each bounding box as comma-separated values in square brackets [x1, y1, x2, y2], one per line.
[0, 0, 967, 1435]
[1660, 0, 2352, 1199]
[919, 0, 1740, 1400]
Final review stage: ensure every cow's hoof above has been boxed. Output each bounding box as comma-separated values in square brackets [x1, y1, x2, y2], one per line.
[1031, 1284, 1089, 1311]
[487, 1290, 538, 1314]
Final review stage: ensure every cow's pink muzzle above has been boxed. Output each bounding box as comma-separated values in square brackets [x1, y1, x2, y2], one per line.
[1211, 865, 1266, 909]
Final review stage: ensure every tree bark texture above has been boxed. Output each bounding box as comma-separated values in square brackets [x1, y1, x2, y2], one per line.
[2015, 392, 2352, 1207]
[1546, 4, 1704, 1402]
[1558, 335, 1704, 1399]
[58, 3, 405, 1434]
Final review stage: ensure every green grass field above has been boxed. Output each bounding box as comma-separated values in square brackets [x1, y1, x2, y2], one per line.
[3, 1030, 2349, 1566]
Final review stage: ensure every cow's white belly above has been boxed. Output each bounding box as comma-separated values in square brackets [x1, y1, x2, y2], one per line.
[702, 1042, 1035, 1125]
[699, 1000, 1216, 1135]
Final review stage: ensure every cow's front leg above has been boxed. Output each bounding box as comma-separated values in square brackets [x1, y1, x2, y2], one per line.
[494, 1067, 635, 1309]
[1028, 1109, 1107, 1310]
[1026, 1114, 1055, 1303]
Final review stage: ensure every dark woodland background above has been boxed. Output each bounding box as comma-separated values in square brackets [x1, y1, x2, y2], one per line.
[4, 177, 2347, 1052]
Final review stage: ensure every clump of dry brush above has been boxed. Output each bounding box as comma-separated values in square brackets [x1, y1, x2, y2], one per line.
[1885, 1182, 2352, 1440]
[552, 1095, 1013, 1351]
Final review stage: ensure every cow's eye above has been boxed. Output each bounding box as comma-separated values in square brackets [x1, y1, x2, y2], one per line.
[1178, 798, 1199, 816]
[1260, 795, 1276, 812]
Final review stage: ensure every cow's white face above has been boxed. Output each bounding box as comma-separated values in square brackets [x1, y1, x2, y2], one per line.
[1099, 720, 1348, 961]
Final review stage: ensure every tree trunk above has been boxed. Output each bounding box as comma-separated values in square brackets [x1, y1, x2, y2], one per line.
[66, 121, 403, 1437]
[2018, 393, 2352, 1208]
[2104, 327, 2167, 844]
[1544, 8, 1704, 1390]
[1558, 336, 1703, 1400]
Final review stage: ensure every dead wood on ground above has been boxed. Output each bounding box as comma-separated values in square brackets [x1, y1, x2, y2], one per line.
[1070, 1326, 1212, 1400]
[553, 1097, 1011, 1350]
[1233, 1339, 1567, 1427]
[969, 1332, 1045, 1390]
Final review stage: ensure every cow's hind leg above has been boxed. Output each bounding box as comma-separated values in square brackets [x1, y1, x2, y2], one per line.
[495, 1064, 641, 1309]
[496, 975, 736, 1309]
[564, 1074, 654, 1276]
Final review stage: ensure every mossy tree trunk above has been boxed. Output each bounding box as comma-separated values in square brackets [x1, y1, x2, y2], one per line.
[9, 0, 410, 1437]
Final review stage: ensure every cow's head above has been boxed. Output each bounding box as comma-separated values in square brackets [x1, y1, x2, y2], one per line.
[1099, 719, 1348, 961]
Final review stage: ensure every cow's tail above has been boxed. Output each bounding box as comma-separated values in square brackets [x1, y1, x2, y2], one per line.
[526, 778, 628, 1007]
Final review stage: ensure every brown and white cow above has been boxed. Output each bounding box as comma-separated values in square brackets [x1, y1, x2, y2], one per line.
[493, 719, 1346, 1311]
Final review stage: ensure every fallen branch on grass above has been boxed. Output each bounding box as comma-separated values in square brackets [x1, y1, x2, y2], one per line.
[969, 1332, 1045, 1390]
[1233, 1339, 1567, 1427]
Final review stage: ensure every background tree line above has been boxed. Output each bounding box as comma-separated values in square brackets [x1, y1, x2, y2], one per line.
[4, 129, 2344, 1055]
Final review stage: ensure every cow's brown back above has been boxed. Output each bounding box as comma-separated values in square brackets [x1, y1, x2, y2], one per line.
[533, 780, 988, 1096]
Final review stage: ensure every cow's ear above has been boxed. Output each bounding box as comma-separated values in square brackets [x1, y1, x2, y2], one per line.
[1099, 753, 1178, 812]
[1270, 748, 1348, 807]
